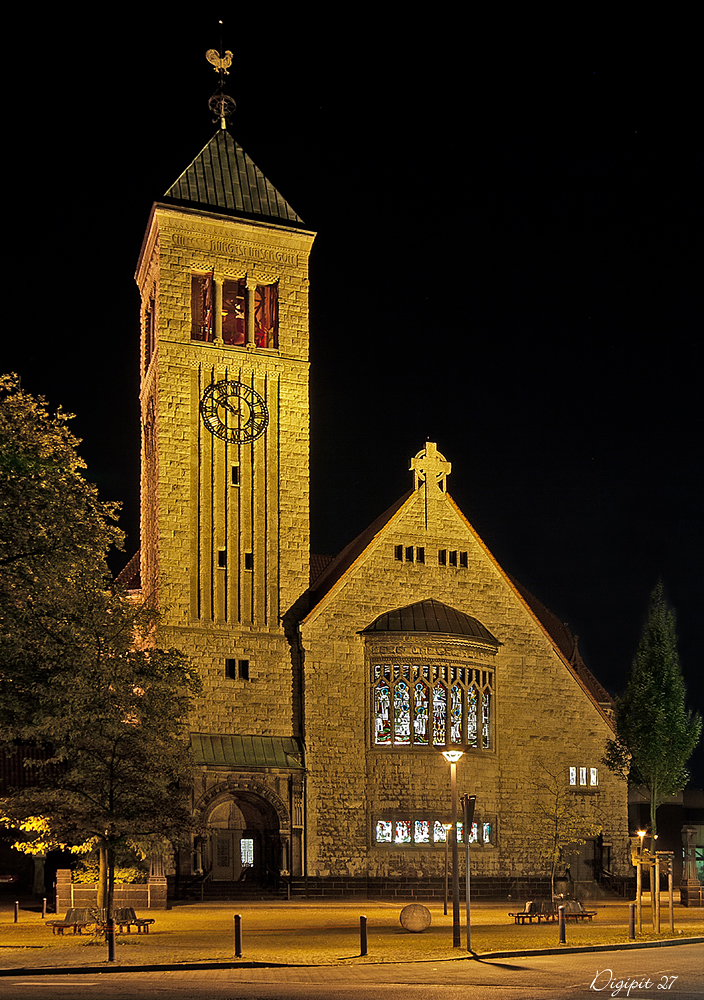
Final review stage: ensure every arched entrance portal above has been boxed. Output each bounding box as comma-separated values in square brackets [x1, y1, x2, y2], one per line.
[205, 791, 282, 885]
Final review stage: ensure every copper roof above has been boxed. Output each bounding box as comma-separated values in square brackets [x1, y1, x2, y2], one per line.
[190, 734, 304, 769]
[360, 599, 500, 645]
[163, 129, 304, 225]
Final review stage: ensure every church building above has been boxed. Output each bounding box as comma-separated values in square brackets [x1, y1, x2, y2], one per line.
[124, 91, 630, 898]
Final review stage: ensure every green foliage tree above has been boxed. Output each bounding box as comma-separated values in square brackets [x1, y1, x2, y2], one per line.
[603, 581, 702, 837]
[0, 374, 201, 914]
[530, 759, 602, 899]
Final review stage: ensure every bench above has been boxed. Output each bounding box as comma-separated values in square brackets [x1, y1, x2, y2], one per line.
[113, 906, 155, 933]
[508, 899, 596, 923]
[46, 907, 101, 935]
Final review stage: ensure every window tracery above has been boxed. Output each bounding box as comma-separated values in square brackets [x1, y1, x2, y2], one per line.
[372, 662, 493, 750]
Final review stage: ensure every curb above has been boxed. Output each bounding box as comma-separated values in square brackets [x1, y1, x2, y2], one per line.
[1, 936, 702, 977]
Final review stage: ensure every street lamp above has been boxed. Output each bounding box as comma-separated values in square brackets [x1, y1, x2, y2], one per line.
[442, 749, 464, 947]
[442, 823, 452, 915]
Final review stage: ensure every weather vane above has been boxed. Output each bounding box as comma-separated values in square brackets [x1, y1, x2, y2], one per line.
[206, 21, 236, 130]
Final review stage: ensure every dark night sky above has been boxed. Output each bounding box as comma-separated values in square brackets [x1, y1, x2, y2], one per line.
[5, 16, 702, 777]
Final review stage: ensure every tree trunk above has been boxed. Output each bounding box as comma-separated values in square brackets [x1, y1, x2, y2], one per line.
[97, 840, 108, 912]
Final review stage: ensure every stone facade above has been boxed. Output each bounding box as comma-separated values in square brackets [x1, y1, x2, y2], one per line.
[131, 127, 629, 897]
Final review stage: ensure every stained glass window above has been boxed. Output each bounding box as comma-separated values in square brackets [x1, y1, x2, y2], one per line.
[469, 822, 478, 844]
[433, 683, 447, 745]
[434, 821, 448, 842]
[395, 820, 412, 844]
[569, 766, 577, 786]
[371, 662, 493, 749]
[376, 821, 392, 843]
[483, 823, 492, 844]
[590, 767, 598, 786]
[240, 838, 254, 867]
[414, 682, 429, 744]
[394, 681, 411, 744]
[414, 820, 430, 843]
[579, 767, 587, 786]
[450, 684, 462, 743]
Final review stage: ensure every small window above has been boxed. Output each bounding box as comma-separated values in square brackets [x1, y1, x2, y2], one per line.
[438, 549, 447, 566]
[244, 552, 254, 571]
[449, 550, 458, 567]
[459, 551, 468, 568]
[231, 465, 240, 487]
[394, 545, 403, 561]
[590, 767, 598, 787]
[191, 272, 214, 341]
[225, 659, 237, 679]
[569, 766, 577, 786]
[405, 546, 414, 562]
[416, 547, 425, 564]
[238, 659, 250, 680]
[217, 548, 227, 569]
[579, 766, 587, 786]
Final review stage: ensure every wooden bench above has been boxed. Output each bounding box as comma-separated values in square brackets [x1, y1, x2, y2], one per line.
[46, 907, 101, 935]
[113, 906, 155, 934]
[508, 899, 596, 923]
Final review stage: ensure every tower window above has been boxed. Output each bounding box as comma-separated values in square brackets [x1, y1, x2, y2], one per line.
[217, 548, 227, 568]
[238, 659, 250, 680]
[416, 547, 425, 564]
[449, 550, 458, 567]
[244, 552, 254, 571]
[438, 549, 447, 566]
[459, 551, 468, 568]
[231, 465, 240, 487]
[192, 273, 278, 349]
[394, 545, 403, 561]
[225, 659, 250, 680]
[405, 546, 414, 562]
[191, 272, 214, 342]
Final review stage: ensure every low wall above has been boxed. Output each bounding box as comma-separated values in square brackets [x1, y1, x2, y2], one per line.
[289, 875, 553, 900]
[55, 870, 167, 911]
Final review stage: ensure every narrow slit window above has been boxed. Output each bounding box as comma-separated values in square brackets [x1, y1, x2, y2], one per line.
[231, 465, 240, 486]
[394, 545, 403, 561]
[416, 547, 425, 564]
[225, 658, 237, 679]
[217, 548, 227, 568]
[459, 551, 468, 568]
[191, 272, 214, 341]
[244, 552, 254, 571]
[405, 546, 414, 562]
[238, 659, 250, 680]
[449, 550, 458, 567]
[438, 549, 447, 566]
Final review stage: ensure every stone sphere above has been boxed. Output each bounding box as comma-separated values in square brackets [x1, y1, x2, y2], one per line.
[399, 903, 432, 933]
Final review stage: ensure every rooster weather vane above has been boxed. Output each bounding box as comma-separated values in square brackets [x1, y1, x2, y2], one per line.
[206, 29, 236, 129]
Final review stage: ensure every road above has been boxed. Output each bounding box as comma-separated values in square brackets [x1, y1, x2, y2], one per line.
[2, 943, 703, 999]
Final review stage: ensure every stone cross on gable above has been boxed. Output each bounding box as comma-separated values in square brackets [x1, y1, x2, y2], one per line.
[410, 442, 451, 493]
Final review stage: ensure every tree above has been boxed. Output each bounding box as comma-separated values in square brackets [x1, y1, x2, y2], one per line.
[0, 375, 201, 913]
[603, 581, 702, 837]
[530, 760, 602, 899]
[0, 373, 122, 729]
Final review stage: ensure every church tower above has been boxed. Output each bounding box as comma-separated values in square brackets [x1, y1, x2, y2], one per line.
[135, 70, 315, 744]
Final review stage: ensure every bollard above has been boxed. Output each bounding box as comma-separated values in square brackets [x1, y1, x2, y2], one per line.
[42, 897, 47, 919]
[558, 905, 566, 945]
[234, 913, 242, 958]
[107, 917, 116, 963]
[360, 914, 368, 956]
[14, 901, 19, 923]
[628, 901, 635, 940]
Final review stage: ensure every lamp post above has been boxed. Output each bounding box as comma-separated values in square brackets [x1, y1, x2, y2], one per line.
[442, 750, 464, 948]
[636, 829, 646, 934]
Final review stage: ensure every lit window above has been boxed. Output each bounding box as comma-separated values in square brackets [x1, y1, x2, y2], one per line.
[590, 767, 598, 787]
[240, 838, 254, 867]
[375, 816, 493, 847]
[579, 767, 587, 786]
[191, 273, 278, 348]
[191, 272, 214, 341]
[395, 821, 412, 844]
[376, 820, 392, 843]
[414, 820, 430, 844]
[373, 663, 493, 750]
[569, 766, 577, 786]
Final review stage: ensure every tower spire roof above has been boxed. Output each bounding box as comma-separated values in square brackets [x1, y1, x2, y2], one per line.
[163, 129, 304, 225]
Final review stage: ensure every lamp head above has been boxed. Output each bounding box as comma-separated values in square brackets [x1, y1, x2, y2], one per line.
[442, 750, 464, 763]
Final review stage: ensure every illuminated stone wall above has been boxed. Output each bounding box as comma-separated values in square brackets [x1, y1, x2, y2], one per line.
[135, 204, 314, 735]
[300, 481, 629, 881]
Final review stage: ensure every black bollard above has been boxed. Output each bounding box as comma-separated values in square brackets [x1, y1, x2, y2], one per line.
[14, 901, 19, 923]
[234, 913, 242, 958]
[558, 905, 566, 945]
[628, 901, 636, 940]
[360, 914, 368, 956]
[107, 917, 116, 962]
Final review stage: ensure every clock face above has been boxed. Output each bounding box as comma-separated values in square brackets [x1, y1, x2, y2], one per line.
[200, 381, 269, 443]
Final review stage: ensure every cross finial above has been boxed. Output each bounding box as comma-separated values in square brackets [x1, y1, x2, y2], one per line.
[410, 442, 451, 493]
